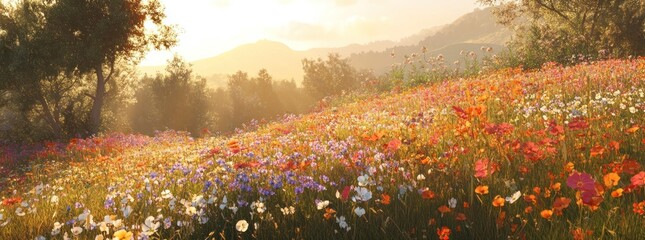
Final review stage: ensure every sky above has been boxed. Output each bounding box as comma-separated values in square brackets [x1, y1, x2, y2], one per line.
[141, 0, 481, 66]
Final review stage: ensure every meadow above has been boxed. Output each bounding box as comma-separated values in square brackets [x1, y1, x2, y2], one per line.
[0, 58, 644, 239]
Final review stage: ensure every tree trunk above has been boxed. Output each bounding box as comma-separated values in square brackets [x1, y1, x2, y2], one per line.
[88, 65, 106, 136]
[34, 87, 65, 139]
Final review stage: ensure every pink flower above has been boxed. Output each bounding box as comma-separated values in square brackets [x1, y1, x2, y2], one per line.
[631, 171, 645, 186]
[475, 158, 494, 178]
[567, 171, 595, 191]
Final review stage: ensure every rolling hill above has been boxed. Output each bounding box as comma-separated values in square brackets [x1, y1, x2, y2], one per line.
[3, 59, 644, 239]
[139, 7, 511, 87]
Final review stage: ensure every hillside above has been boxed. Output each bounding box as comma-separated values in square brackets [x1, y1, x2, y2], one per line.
[349, 7, 511, 75]
[139, 8, 510, 86]
[1, 59, 644, 239]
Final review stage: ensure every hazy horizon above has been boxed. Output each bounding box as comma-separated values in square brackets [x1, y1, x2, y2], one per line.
[140, 0, 481, 66]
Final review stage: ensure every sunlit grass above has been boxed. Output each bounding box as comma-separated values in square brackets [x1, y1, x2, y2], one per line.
[1, 59, 644, 239]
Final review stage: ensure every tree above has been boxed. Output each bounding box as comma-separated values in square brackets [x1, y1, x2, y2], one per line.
[302, 53, 358, 100]
[130, 56, 215, 136]
[45, 0, 176, 135]
[0, 0, 176, 138]
[479, 0, 645, 66]
[254, 69, 283, 119]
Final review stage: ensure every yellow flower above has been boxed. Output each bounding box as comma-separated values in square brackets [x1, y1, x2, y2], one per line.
[603, 172, 620, 188]
[113, 229, 133, 240]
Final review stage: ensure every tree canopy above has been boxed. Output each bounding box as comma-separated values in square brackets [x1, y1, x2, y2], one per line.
[0, 0, 176, 138]
[480, 0, 645, 67]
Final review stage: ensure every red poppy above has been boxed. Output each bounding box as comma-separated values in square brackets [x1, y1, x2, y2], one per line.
[381, 193, 391, 205]
[568, 117, 589, 130]
[385, 139, 401, 152]
[437, 226, 451, 240]
[1, 197, 22, 206]
[422, 189, 436, 199]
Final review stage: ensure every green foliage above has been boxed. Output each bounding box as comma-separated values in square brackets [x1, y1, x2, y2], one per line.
[480, 0, 645, 68]
[302, 53, 359, 100]
[0, 0, 176, 138]
[129, 56, 215, 136]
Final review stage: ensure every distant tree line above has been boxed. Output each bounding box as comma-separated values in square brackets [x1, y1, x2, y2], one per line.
[0, 0, 369, 143]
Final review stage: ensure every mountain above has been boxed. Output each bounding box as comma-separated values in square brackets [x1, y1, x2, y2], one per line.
[139, 8, 511, 87]
[348, 7, 511, 75]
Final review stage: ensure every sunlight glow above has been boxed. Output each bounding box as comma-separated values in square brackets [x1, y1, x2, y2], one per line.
[140, 0, 480, 66]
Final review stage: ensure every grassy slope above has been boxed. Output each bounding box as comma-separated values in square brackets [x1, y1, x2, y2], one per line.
[1, 59, 644, 239]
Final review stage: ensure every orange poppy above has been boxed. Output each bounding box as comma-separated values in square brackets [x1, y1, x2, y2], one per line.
[524, 194, 537, 205]
[381, 193, 391, 205]
[323, 208, 336, 220]
[589, 145, 605, 157]
[540, 209, 553, 219]
[438, 205, 451, 214]
[475, 185, 489, 195]
[625, 125, 639, 134]
[492, 195, 505, 207]
[611, 188, 623, 198]
[603, 172, 620, 187]
[551, 182, 561, 191]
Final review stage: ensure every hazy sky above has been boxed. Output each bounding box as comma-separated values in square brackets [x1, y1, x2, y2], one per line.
[141, 0, 481, 66]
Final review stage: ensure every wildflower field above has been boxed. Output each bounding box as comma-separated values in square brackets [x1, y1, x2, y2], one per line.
[1, 59, 644, 239]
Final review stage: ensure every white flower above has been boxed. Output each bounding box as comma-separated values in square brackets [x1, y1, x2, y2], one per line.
[185, 206, 197, 216]
[197, 209, 209, 224]
[219, 196, 227, 210]
[357, 175, 369, 186]
[161, 190, 172, 199]
[228, 206, 238, 214]
[15, 207, 25, 217]
[94, 234, 104, 240]
[336, 216, 349, 230]
[52, 222, 63, 235]
[235, 220, 249, 232]
[353, 187, 372, 202]
[505, 191, 522, 204]
[448, 198, 457, 208]
[316, 200, 330, 210]
[251, 201, 266, 214]
[71, 226, 83, 236]
[629, 106, 637, 113]
[121, 206, 133, 218]
[281, 206, 295, 215]
[35, 236, 46, 240]
[99, 222, 109, 234]
[142, 216, 161, 236]
[354, 207, 366, 217]
[112, 219, 123, 229]
[416, 174, 426, 181]
[50, 195, 59, 204]
[33, 183, 45, 195]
